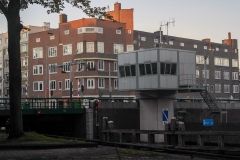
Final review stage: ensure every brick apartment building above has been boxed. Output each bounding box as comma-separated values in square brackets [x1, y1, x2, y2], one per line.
[28, 2, 135, 99]
[133, 30, 239, 99]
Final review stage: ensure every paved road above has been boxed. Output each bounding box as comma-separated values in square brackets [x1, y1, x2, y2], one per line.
[0, 145, 214, 160]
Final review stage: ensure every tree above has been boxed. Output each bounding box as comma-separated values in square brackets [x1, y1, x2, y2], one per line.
[0, 0, 113, 139]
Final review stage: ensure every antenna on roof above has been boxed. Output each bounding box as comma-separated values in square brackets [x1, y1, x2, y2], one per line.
[160, 17, 175, 46]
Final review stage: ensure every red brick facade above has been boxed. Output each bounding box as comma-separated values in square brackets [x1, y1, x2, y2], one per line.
[28, 3, 135, 99]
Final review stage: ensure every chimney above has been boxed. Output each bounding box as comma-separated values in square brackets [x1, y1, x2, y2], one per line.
[59, 14, 67, 24]
[114, 2, 121, 11]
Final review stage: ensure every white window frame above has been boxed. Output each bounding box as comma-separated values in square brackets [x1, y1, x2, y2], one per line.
[21, 58, 28, 67]
[214, 57, 221, 66]
[63, 44, 72, 55]
[202, 70, 209, 79]
[98, 60, 104, 71]
[224, 71, 230, 80]
[50, 35, 55, 40]
[215, 71, 221, 79]
[86, 42, 94, 53]
[114, 44, 124, 54]
[98, 78, 104, 88]
[194, 44, 197, 48]
[196, 69, 199, 78]
[224, 49, 228, 52]
[221, 58, 229, 67]
[216, 47, 219, 51]
[33, 47, 43, 59]
[33, 65, 43, 75]
[48, 46, 57, 57]
[233, 85, 239, 93]
[87, 61, 94, 70]
[21, 44, 28, 52]
[87, 79, 95, 89]
[215, 84, 221, 93]
[97, 42, 104, 53]
[116, 30, 121, 34]
[235, 49, 238, 53]
[196, 55, 209, 64]
[180, 42, 184, 47]
[232, 59, 238, 67]
[114, 62, 118, 71]
[64, 30, 69, 35]
[77, 60, 83, 71]
[224, 85, 230, 93]
[141, 37, 146, 41]
[127, 45, 134, 52]
[50, 80, 56, 90]
[169, 41, 173, 45]
[65, 79, 70, 90]
[63, 62, 70, 72]
[36, 38, 40, 42]
[58, 81, 62, 90]
[232, 72, 239, 80]
[21, 32, 27, 38]
[114, 79, 118, 89]
[77, 42, 83, 54]
[33, 81, 43, 91]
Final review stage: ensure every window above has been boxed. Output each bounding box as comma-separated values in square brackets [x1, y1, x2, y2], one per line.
[215, 71, 221, 79]
[235, 49, 238, 53]
[20, 44, 28, 52]
[127, 45, 134, 52]
[128, 30, 131, 34]
[50, 80, 56, 90]
[36, 38, 40, 42]
[58, 81, 62, 90]
[210, 85, 214, 92]
[97, 42, 104, 53]
[98, 78, 104, 88]
[222, 58, 229, 67]
[5, 60, 9, 68]
[114, 62, 118, 71]
[145, 64, 152, 75]
[77, 42, 83, 53]
[33, 65, 43, 75]
[98, 60, 104, 71]
[87, 79, 95, 89]
[21, 32, 27, 38]
[86, 28, 94, 32]
[64, 30, 69, 34]
[196, 55, 209, 64]
[125, 66, 131, 76]
[78, 27, 103, 34]
[21, 58, 27, 67]
[49, 63, 57, 73]
[119, 66, 125, 77]
[139, 64, 145, 76]
[204, 46, 207, 50]
[50, 35, 54, 40]
[33, 47, 43, 59]
[131, 65, 136, 76]
[116, 30, 121, 34]
[232, 72, 238, 80]
[232, 59, 238, 67]
[224, 85, 230, 93]
[33, 81, 43, 91]
[154, 39, 158, 43]
[21, 72, 28, 79]
[48, 46, 57, 57]
[65, 79, 70, 90]
[77, 60, 83, 71]
[63, 62, 70, 72]
[233, 85, 239, 93]
[78, 28, 83, 34]
[180, 43, 184, 47]
[152, 63, 157, 75]
[215, 84, 221, 93]
[63, 44, 72, 55]
[214, 57, 221, 66]
[169, 41, 173, 45]
[196, 69, 199, 78]
[224, 72, 230, 80]
[87, 61, 94, 70]
[224, 49, 228, 52]
[216, 47, 219, 51]
[202, 70, 209, 79]
[194, 44, 197, 48]
[141, 37, 146, 41]
[114, 79, 118, 89]
[86, 42, 94, 53]
[114, 44, 124, 54]
[97, 27, 103, 33]
[160, 63, 177, 75]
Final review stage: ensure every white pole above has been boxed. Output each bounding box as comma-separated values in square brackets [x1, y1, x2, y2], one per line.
[159, 26, 162, 48]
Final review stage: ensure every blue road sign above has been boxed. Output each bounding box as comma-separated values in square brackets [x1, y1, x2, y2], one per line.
[162, 109, 168, 122]
[203, 119, 214, 126]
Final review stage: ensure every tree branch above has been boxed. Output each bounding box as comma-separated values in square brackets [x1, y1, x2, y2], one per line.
[0, 1, 8, 17]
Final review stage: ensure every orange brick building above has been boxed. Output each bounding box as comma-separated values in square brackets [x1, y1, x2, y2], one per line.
[28, 2, 135, 99]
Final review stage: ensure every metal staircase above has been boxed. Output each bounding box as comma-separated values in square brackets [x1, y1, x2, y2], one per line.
[199, 87, 221, 118]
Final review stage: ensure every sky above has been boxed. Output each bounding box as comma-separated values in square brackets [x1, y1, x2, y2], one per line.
[0, 0, 240, 46]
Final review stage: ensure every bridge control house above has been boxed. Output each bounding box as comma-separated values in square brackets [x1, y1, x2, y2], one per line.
[117, 47, 200, 142]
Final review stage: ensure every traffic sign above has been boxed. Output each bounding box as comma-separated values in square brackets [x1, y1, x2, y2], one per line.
[162, 108, 168, 123]
[203, 119, 214, 126]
